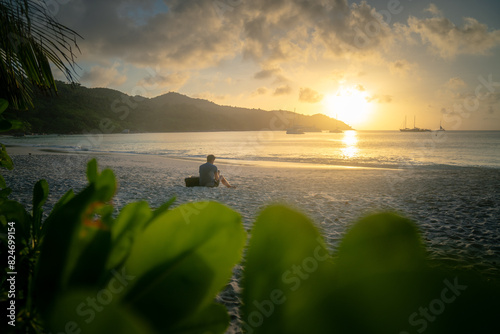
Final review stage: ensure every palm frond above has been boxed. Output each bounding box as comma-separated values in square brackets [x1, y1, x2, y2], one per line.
[0, 0, 82, 109]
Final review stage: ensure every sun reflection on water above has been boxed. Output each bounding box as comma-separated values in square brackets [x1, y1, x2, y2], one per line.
[341, 130, 358, 159]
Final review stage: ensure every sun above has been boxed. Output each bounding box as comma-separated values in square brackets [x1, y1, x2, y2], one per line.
[323, 85, 373, 128]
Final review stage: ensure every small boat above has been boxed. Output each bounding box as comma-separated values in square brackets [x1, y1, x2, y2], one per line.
[400, 116, 431, 132]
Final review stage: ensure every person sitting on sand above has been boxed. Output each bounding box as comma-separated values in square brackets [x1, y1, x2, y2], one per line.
[199, 154, 235, 188]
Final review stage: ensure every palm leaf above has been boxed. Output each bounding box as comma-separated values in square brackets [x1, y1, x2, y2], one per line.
[0, 0, 82, 109]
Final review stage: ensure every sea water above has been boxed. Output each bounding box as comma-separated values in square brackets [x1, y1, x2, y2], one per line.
[3, 130, 500, 169]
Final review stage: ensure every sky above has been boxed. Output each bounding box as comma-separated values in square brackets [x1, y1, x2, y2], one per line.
[51, 0, 500, 130]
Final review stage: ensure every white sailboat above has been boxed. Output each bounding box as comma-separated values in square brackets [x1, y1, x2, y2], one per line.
[400, 116, 431, 132]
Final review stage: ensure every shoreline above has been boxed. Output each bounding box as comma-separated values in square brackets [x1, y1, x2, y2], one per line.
[5, 144, 401, 170]
[7, 144, 499, 172]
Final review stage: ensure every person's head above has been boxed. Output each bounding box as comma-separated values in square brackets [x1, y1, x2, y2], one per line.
[207, 154, 216, 163]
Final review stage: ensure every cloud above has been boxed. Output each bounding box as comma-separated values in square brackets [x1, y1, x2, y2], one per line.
[57, 0, 241, 69]
[138, 71, 190, 90]
[425, 4, 442, 17]
[58, 0, 397, 73]
[254, 68, 281, 80]
[80, 63, 127, 87]
[406, 13, 500, 59]
[389, 59, 416, 76]
[253, 87, 269, 96]
[444, 77, 466, 90]
[354, 84, 366, 91]
[299, 88, 323, 103]
[273, 85, 292, 96]
[367, 94, 392, 103]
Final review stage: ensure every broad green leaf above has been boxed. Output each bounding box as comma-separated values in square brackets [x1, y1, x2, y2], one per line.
[7, 119, 25, 130]
[95, 168, 117, 201]
[0, 144, 14, 170]
[106, 201, 153, 270]
[86, 159, 117, 202]
[32, 179, 49, 238]
[242, 205, 335, 334]
[122, 201, 246, 332]
[41, 188, 74, 236]
[150, 196, 176, 222]
[335, 212, 426, 277]
[34, 184, 112, 317]
[66, 227, 111, 288]
[86, 158, 98, 183]
[0, 174, 6, 189]
[48, 290, 152, 334]
[0, 99, 7, 113]
[327, 213, 430, 333]
[169, 302, 230, 334]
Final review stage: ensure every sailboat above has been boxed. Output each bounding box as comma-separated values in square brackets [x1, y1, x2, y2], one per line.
[400, 116, 431, 132]
[438, 121, 445, 131]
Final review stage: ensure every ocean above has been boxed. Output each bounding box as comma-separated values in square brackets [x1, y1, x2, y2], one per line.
[3, 130, 500, 169]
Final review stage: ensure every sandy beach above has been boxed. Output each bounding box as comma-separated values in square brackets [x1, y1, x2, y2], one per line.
[3, 145, 500, 332]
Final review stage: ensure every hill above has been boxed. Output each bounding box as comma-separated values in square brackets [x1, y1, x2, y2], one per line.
[4, 81, 351, 134]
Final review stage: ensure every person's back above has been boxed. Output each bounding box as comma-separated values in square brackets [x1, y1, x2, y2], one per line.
[199, 154, 235, 188]
[199, 161, 218, 187]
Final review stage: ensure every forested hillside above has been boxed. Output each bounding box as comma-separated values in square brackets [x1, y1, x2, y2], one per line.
[4, 81, 351, 134]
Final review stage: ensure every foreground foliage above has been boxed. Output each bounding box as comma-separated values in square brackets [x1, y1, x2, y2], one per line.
[1, 159, 246, 333]
[242, 207, 500, 334]
[1, 158, 499, 333]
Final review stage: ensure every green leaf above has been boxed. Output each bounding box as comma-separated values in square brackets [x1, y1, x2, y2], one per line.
[169, 302, 230, 334]
[121, 201, 246, 332]
[242, 205, 335, 334]
[0, 99, 8, 114]
[34, 183, 113, 317]
[85, 159, 117, 202]
[0, 174, 6, 189]
[0, 144, 14, 170]
[150, 196, 176, 222]
[48, 290, 152, 334]
[335, 212, 426, 277]
[86, 158, 98, 183]
[41, 188, 74, 236]
[95, 168, 117, 201]
[66, 228, 111, 288]
[7, 119, 25, 130]
[106, 201, 153, 270]
[326, 213, 430, 333]
[32, 179, 49, 238]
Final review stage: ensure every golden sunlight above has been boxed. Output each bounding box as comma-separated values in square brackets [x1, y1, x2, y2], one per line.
[341, 130, 358, 159]
[324, 86, 373, 128]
